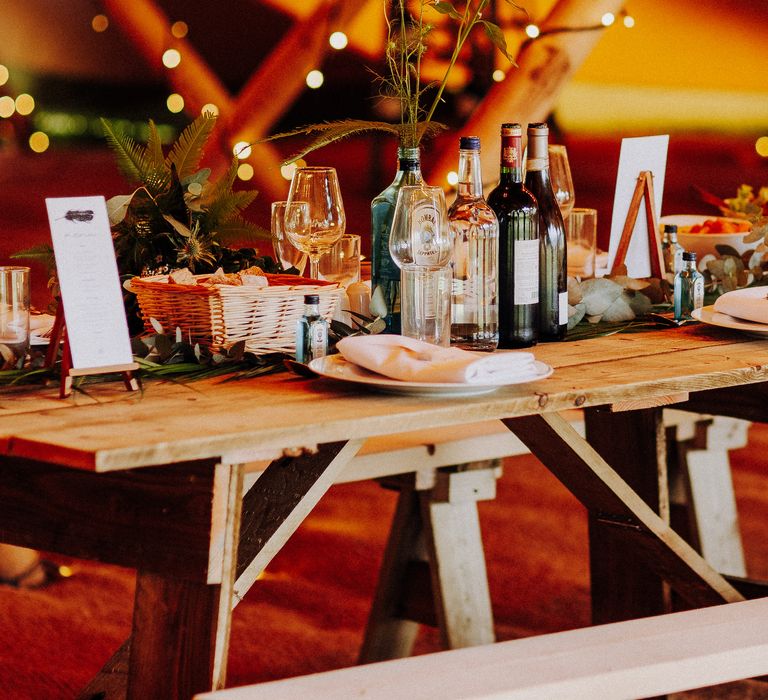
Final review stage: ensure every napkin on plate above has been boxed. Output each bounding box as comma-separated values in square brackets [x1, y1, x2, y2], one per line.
[713, 288, 768, 325]
[29, 314, 55, 333]
[335, 334, 539, 385]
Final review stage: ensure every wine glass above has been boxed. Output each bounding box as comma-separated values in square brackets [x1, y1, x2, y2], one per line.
[271, 201, 308, 274]
[285, 167, 346, 280]
[548, 144, 575, 220]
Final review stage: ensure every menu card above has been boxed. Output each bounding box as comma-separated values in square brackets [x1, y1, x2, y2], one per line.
[607, 135, 669, 278]
[45, 196, 134, 370]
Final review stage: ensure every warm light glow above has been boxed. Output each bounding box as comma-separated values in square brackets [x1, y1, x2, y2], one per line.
[166, 93, 185, 113]
[756, 136, 768, 157]
[525, 24, 540, 39]
[28, 131, 49, 153]
[171, 21, 188, 38]
[201, 103, 219, 116]
[447, 171, 459, 186]
[91, 14, 109, 32]
[233, 141, 252, 159]
[281, 163, 297, 180]
[623, 14, 635, 28]
[0, 65, 8, 87]
[15, 94, 35, 116]
[492, 69, 505, 82]
[58, 565, 74, 578]
[237, 163, 254, 181]
[601, 13, 615, 26]
[306, 70, 324, 89]
[0, 96, 15, 118]
[162, 49, 181, 69]
[329, 31, 348, 50]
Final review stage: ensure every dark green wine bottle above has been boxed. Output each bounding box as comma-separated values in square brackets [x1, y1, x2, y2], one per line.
[370, 147, 422, 333]
[487, 123, 539, 348]
[525, 123, 567, 341]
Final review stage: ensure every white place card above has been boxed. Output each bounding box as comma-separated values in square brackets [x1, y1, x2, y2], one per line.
[607, 135, 669, 278]
[45, 196, 134, 370]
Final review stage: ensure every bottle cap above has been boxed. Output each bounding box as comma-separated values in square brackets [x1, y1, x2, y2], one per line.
[459, 136, 481, 150]
[501, 123, 522, 136]
[527, 122, 549, 134]
[304, 294, 320, 304]
[663, 224, 678, 233]
[682, 251, 696, 261]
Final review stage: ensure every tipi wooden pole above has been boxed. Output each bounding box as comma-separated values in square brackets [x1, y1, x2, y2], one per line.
[427, 0, 627, 186]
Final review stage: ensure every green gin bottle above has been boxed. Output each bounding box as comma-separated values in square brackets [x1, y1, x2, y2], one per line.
[371, 146, 422, 333]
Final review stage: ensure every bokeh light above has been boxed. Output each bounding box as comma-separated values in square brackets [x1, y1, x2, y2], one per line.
[329, 31, 348, 50]
[233, 141, 252, 159]
[755, 136, 768, 158]
[201, 103, 219, 116]
[0, 65, 8, 87]
[171, 21, 188, 38]
[601, 13, 616, 26]
[306, 70, 324, 89]
[623, 14, 636, 28]
[237, 163, 254, 181]
[0, 96, 15, 118]
[29, 131, 49, 153]
[91, 14, 109, 32]
[446, 171, 459, 186]
[166, 93, 185, 113]
[15, 94, 35, 116]
[525, 24, 540, 39]
[162, 49, 181, 69]
[492, 69, 505, 82]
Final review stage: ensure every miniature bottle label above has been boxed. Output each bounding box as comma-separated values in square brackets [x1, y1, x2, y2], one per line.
[310, 321, 327, 358]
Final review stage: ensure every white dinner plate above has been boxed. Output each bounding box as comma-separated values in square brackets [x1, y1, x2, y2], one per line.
[308, 354, 554, 397]
[692, 306, 768, 338]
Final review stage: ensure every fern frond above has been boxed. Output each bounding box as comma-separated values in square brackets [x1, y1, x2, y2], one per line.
[262, 119, 404, 164]
[143, 120, 171, 193]
[11, 244, 55, 266]
[167, 112, 217, 181]
[214, 217, 270, 245]
[100, 118, 153, 187]
[204, 190, 259, 230]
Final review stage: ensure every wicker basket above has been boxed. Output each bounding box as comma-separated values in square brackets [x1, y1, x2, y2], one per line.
[130, 273, 344, 355]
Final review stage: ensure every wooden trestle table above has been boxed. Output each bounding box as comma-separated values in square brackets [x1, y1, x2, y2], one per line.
[0, 325, 766, 698]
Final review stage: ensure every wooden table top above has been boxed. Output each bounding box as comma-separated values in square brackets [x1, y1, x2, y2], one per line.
[1, 325, 765, 472]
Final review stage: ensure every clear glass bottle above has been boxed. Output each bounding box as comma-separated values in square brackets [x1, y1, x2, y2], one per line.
[673, 252, 704, 321]
[662, 224, 684, 276]
[487, 123, 539, 348]
[525, 123, 568, 341]
[371, 146, 422, 333]
[295, 293, 328, 363]
[448, 136, 499, 351]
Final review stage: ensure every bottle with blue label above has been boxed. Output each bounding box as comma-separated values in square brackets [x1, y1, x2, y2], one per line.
[295, 294, 328, 364]
[673, 251, 704, 321]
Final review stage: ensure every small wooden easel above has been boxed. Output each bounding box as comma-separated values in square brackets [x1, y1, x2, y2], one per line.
[610, 170, 667, 278]
[44, 304, 140, 399]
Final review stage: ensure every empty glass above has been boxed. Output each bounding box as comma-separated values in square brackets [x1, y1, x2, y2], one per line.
[389, 185, 453, 346]
[271, 201, 308, 274]
[566, 208, 597, 278]
[319, 234, 361, 288]
[0, 266, 30, 369]
[548, 144, 575, 220]
[285, 167, 346, 280]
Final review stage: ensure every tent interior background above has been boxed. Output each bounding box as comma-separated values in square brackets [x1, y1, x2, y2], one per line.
[1, 0, 767, 304]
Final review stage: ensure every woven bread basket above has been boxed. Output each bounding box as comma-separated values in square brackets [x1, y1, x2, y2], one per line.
[130, 273, 344, 355]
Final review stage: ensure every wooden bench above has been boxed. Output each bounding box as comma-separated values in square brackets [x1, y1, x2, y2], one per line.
[195, 598, 768, 700]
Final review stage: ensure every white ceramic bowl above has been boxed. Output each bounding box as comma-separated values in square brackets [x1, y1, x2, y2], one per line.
[659, 214, 753, 261]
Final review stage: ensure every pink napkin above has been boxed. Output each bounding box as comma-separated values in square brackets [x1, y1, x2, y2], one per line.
[714, 288, 768, 325]
[336, 335, 539, 384]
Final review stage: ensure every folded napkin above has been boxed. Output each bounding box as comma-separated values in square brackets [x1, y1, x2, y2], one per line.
[336, 335, 539, 385]
[713, 288, 768, 325]
[29, 314, 55, 332]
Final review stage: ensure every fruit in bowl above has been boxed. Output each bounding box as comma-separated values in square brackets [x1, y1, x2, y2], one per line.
[659, 215, 754, 261]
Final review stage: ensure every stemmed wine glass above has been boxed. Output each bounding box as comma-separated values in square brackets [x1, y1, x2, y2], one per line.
[271, 201, 308, 275]
[548, 144, 575, 220]
[285, 167, 346, 280]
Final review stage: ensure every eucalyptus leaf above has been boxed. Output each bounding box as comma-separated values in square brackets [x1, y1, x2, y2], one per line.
[154, 333, 173, 362]
[715, 244, 742, 258]
[580, 278, 623, 316]
[482, 21, 516, 63]
[149, 317, 165, 335]
[567, 302, 586, 329]
[600, 295, 635, 323]
[433, 1, 462, 19]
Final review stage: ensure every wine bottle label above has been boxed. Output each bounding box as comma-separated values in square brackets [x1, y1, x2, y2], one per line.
[526, 157, 547, 172]
[559, 291, 569, 325]
[514, 239, 539, 305]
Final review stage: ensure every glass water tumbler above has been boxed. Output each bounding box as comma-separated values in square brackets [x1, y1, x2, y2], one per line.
[389, 185, 453, 347]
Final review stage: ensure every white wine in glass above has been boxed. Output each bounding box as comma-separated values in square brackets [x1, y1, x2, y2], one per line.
[271, 201, 308, 274]
[285, 167, 346, 280]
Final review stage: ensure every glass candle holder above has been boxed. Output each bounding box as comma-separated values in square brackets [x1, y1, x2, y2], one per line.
[0, 266, 30, 369]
